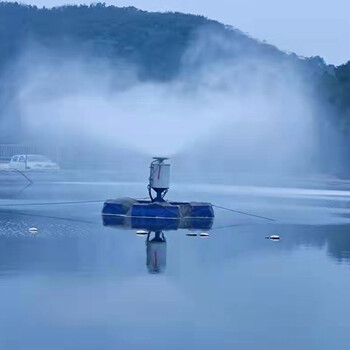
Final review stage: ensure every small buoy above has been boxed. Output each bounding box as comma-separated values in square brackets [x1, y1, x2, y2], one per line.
[186, 232, 197, 237]
[28, 227, 38, 233]
[136, 230, 148, 236]
[266, 235, 280, 240]
[200, 232, 210, 237]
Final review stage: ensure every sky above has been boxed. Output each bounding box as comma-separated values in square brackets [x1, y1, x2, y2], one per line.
[9, 0, 350, 65]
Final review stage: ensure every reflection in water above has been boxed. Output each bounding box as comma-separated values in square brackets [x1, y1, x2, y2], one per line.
[146, 231, 166, 274]
[103, 215, 214, 273]
[288, 225, 350, 263]
[0, 182, 32, 199]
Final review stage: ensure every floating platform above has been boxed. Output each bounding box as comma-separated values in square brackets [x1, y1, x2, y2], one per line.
[102, 197, 214, 222]
[102, 212, 214, 231]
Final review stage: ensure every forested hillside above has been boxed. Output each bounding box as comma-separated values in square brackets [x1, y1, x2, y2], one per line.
[0, 2, 346, 95]
[0, 2, 300, 80]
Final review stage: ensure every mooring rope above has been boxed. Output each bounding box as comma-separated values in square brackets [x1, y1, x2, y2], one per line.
[0, 198, 276, 222]
[212, 204, 275, 222]
[0, 169, 33, 184]
[0, 197, 150, 207]
[0, 199, 105, 207]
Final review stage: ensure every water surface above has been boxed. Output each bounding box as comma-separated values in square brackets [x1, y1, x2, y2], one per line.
[0, 175, 350, 349]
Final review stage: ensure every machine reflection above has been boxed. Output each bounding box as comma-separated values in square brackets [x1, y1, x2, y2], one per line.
[102, 216, 214, 274]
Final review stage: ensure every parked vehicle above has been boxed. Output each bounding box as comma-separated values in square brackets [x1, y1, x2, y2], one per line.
[9, 154, 60, 171]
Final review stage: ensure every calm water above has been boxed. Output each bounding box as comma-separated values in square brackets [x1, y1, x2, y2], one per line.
[0, 174, 350, 349]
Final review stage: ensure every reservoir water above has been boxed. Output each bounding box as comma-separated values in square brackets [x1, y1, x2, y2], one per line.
[0, 174, 350, 349]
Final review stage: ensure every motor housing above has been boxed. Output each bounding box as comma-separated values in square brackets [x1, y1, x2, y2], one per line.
[149, 157, 170, 201]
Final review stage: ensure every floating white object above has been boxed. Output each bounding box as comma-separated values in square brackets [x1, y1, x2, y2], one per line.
[28, 227, 38, 233]
[136, 230, 149, 236]
[200, 232, 209, 237]
[186, 232, 197, 237]
[266, 235, 280, 240]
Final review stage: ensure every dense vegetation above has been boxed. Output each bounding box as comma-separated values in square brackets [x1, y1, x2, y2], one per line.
[0, 2, 347, 95]
[0, 1, 297, 80]
[0, 2, 350, 172]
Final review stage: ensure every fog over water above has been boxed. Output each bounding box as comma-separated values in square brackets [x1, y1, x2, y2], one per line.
[3, 27, 322, 178]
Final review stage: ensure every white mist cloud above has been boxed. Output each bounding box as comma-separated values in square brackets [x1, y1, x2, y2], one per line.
[12, 28, 319, 176]
[15, 50, 225, 157]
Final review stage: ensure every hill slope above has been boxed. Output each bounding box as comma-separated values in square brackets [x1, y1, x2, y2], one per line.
[0, 2, 327, 79]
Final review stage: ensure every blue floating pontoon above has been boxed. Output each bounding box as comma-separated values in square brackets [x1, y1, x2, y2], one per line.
[102, 198, 214, 219]
[102, 205, 214, 231]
